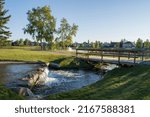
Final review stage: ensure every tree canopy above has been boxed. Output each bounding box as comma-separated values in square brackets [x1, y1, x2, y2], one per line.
[136, 38, 143, 48]
[57, 18, 78, 49]
[0, 0, 11, 46]
[24, 6, 56, 50]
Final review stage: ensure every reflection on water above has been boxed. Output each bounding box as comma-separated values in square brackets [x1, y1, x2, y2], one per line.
[0, 64, 40, 84]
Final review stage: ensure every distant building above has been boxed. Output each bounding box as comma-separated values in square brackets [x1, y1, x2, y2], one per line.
[102, 41, 135, 49]
[102, 42, 110, 48]
[110, 42, 120, 48]
[82, 42, 91, 48]
[72, 42, 81, 47]
[122, 41, 135, 48]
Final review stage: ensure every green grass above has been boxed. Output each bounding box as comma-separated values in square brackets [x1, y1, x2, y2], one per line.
[0, 85, 23, 100]
[0, 46, 41, 50]
[51, 57, 94, 69]
[0, 49, 66, 62]
[46, 65, 150, 100]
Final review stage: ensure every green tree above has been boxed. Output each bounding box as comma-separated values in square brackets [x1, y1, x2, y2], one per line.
[95, 40, 100, 48]
[91, 42, 95, 48]
[136, 38, 143, 48]
[144, 39, 150, 49]
[0, 0, 11, 46]
[24, 38, 31, 46]
[24, 6, 56, 50]
[57, 18, 78, 49]
[19, 38, 24, 46]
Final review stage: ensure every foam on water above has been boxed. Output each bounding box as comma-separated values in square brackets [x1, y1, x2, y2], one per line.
[44, 69, 75, 87]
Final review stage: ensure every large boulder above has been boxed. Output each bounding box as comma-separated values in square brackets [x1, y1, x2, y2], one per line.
[21, 67, 49, 88]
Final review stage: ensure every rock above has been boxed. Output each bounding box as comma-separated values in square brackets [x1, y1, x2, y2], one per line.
[10, 87, 35, 97]
[28, 73, 39, 87]
[27, 67, 49, 88]
[49, 62, 60, 68]
[19, 66, 49, 90]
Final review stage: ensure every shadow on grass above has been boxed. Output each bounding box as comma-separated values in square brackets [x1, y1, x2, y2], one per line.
[49, 57, 94, 70]
[46, 65, 150, 100]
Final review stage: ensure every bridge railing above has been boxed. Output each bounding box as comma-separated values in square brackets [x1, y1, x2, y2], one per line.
[76, 48, 150, 64]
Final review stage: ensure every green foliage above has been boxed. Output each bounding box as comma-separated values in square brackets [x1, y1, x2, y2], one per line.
[24, 6, 56, 50]
[46, 65, 150, 100]
[91, 40, 102, 48]
[24, 38, 32, 46]
[0, 85, 23, 100]
[57, 18, 78, 49]
[136, 38, 143, 48]
[0, 0, 11, 46]
[144, 39, 150, 49]
[51, 57, 93, 69]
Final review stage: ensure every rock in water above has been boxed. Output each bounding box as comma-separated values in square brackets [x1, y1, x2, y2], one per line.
[27, 67, 49, 88]
[11, 87, 35, 97]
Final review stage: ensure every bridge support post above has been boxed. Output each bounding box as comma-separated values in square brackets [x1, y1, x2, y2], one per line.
[118, 51, 120, 64]
[142, 51, 144, 61]
[76, 49, 78, 58]
[101, 50, 103, 62]
[134, 52, 136, 64]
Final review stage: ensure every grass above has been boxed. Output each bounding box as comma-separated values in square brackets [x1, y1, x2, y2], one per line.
[51, 57, 94, 69]
[0, 85, 23, 100]
[0, 46, 41, 50]
[0, 49, 66, 62]
[46, 65, 150, 100]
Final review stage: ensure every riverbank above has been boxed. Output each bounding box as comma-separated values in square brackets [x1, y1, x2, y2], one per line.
[0, 48, 150, 100]
[0, 85, 24, 99]
[46, 64, 150, 100]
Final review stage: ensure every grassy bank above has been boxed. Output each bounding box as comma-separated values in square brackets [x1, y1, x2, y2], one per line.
[46, 65, 150, 100]
[0, 85, 23, 100]
[0, 49, 66, 62]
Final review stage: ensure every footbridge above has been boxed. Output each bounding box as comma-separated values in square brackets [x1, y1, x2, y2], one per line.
[76, 48, 150, 65]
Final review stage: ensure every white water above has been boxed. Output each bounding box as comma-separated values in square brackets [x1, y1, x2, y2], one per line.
[44, 69, 79, 87]
[43, 68, 101, 91]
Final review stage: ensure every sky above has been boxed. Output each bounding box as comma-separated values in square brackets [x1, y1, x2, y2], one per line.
[4, 0, 150, 43]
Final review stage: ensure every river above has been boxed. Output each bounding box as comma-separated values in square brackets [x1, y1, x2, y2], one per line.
[0, 63, 102, 97]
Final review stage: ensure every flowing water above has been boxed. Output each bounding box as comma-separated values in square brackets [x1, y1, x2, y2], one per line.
[0, 63, 40, 85]
[0, 63, 102, 97]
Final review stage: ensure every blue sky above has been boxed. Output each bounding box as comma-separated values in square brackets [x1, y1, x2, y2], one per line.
[4, 0, 150, 42]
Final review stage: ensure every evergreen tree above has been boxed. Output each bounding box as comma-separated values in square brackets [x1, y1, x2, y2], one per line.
[0, 0, 11, 46]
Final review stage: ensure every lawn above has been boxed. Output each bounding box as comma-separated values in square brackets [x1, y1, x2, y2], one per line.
[46, 64, 150, 100]
[0, 49, 66, 62]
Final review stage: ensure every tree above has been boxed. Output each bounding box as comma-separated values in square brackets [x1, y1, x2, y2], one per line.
[144, 39, 150, 49]
[18, 38, 24, 46]
[24, 38, 31, 46]
[136, 38, 143, 48]
[57, 18, 78, 49]
[0, 0, 11, 46]
[24, 6, 56, 50]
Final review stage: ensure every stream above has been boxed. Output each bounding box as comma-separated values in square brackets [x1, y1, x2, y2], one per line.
[0, 63, 102, 97]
